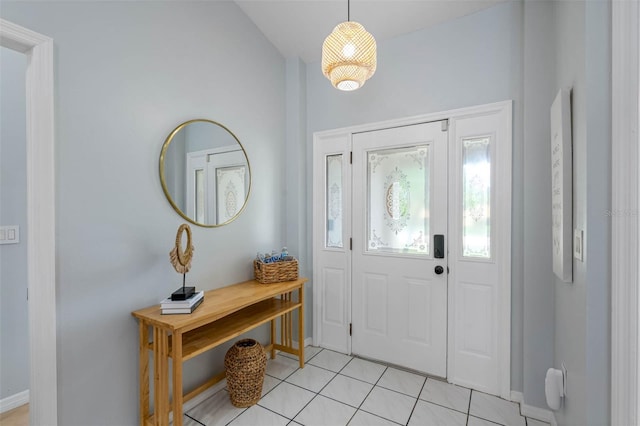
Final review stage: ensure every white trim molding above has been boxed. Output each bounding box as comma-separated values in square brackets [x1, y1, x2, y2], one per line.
[510, 391, 557, 426]
[0, 19, 58, 425]
[611, 1, 640, 425]
[0, 390, 29, 414]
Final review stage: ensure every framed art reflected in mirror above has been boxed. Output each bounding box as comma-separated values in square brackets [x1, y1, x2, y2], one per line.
[160, 119, 251, 227]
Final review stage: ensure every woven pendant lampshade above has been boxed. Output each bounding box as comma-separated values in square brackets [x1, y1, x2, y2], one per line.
[322, 20, 377, 91]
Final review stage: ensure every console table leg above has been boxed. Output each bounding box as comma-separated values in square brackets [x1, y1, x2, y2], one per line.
[173, 332, 183, 426]
[298, 286, 305, 368]
[139, 322, 149, 426]
[270, 319, 276, 359]
[154, 327, 169, 426]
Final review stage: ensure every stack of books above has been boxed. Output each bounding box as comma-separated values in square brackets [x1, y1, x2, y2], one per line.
[160, 290, 204, 315]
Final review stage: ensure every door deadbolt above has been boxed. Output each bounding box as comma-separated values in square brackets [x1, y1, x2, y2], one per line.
[435, 265, 444, 275]
[434, 234, 445, 259]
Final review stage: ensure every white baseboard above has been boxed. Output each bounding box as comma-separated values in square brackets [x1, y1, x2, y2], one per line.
[183, 379, 227, 413]
[0, 390, 29, 414]
[298, 337, 313, 348]
[510, 391, 523, 403]
[510, 391, 557, 426]
[167, 379, 227, 423]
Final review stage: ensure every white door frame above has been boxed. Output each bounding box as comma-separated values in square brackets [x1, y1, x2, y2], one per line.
[313, 100, 512, 397]
[0, 19, 58, 424]
[611, 1, 640, 425]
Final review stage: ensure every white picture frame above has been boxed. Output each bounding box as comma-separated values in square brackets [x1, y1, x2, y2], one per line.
[550, 88, 573, 282]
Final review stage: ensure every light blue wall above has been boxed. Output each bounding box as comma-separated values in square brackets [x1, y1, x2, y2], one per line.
[0, 46, 29, 401]
[285, 57, 311, 331]
[553, 2, 587, 424]
[306, 1, 522, 132]
[522, 0, 556, 410]
[164, 128, 187, 211]
[553, 0, 611, 425]
[0, 2, 285, 424]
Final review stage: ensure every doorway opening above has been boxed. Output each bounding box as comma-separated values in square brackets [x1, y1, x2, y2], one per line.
[0, 19, 57, 424]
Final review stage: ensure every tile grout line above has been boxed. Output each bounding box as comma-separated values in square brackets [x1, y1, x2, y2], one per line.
[253, 403, 294, 424]
[467, 388, 529, 426]
[415, 386, 472, 417]
[184, 412, 206, 426]
[285, 350, 355, 424]
[345, 358, 400, 425]
[467, 389, 474, 426]
[270, 376, 333, 423]
[403, 374, 428, 426]
[259, 348, 350, 424]
[340, 358, 361, 426]
[351, 364, 393, 423]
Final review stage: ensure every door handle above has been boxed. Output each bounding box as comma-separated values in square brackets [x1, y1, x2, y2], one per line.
[434, 234, 445, 259]
[435, 266, 444, 275]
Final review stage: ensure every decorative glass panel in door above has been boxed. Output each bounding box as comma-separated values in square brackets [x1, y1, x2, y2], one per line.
[367, 145, 430, 254]
[326, 154, 343, 248]
[462, 137, 491, 258]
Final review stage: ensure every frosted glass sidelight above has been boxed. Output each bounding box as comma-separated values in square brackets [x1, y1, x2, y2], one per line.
[367, 145, 430, 255]
[195, 169, 205, 224]
[326, 154, 343, 248]
[462, 137, 491, 258]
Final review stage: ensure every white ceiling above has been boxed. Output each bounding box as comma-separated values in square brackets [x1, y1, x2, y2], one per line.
[235, 0, 505, 63]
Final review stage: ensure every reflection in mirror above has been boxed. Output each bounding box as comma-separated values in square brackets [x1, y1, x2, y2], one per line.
[160, 119, 251, 227]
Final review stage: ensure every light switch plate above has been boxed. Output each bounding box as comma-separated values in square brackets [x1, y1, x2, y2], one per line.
[573, 228, 583, 261]
[0, 225, 20, 245]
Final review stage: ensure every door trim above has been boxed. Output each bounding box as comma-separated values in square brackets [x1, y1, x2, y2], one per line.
[611, 0, 639, 424]
[312, 101, 512, 398]
[0, 19, 58, 424]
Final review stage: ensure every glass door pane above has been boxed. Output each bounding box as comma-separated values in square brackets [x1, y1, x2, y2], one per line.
[326, 154, 343, 248]
[462, 137, 491, 258]
[367, 145, 430, 255]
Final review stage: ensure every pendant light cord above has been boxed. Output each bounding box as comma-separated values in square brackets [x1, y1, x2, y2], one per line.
[347, 0, 350, 21]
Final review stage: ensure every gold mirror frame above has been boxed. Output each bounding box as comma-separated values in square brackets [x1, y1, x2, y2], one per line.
[159, 119, 252, 228]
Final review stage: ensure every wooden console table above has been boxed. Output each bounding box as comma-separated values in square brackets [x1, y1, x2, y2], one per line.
[131, 278, 307, 426]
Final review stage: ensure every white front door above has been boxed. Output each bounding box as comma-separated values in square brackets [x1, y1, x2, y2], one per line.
[351, 121, 448, 376]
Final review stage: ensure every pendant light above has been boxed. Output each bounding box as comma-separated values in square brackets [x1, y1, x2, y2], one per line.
[321, 0, 377, 91]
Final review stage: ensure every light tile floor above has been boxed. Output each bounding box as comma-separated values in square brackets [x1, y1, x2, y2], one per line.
[184, 347, 549, 426]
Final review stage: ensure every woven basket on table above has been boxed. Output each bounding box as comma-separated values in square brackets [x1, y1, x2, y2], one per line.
[224, 339, 267, 407]
[253, 258, 298, 284]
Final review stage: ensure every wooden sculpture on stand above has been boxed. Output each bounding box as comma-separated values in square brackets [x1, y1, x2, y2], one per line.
[169, 223, 196, 300]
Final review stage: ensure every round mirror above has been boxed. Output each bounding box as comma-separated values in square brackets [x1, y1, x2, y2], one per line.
[160, 119, 251, 227]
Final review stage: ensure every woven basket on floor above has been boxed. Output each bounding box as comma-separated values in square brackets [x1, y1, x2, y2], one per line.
[253, 258, 299, 284]
[224, 339, 267, 407]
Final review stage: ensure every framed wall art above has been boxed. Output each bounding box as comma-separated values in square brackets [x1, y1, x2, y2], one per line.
[550, 88, 573, 282]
